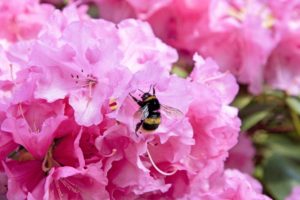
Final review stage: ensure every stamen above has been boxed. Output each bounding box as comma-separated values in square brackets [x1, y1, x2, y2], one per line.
[18, 104, 34, 133]
[54, 180, 64, 200]
[201, 71, 229, 83]
[228, 7, 245, 21]
[146, 147, 177, 176]
[89, 81, 92, 99]
[9, 64, 14, 81]
[102, 148, 117, 157]
[32, 121, 40, 133]
[70, 72, 98, 92]
[109, 97, 118, 111]
[60, 178, 79, 193]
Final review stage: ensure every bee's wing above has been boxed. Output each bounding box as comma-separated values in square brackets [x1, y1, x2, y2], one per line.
[161, 104, 184, 119]
[133, 106, 149, 121]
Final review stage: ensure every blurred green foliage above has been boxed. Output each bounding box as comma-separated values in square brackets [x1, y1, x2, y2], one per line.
[234, 88, 300, 200]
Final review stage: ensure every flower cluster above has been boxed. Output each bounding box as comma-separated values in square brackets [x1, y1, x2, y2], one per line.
[0, 0, 54, 43]
[91, 0, 300, 95]
[0, 3, 271, 200]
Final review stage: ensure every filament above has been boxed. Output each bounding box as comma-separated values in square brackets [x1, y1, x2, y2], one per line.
[54, 180, 64, 200]
[201, 71, 228, 83]
[60, 178, 79, 193]
[146, 147, 177, 176]
[18, 104, 34, 133]
[88, 81, 92, 99]
[102, 148, 117, 157]
[9, 64, 14, 81]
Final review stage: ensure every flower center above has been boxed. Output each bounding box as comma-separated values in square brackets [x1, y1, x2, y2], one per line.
[42, 143, 60, 173]
[71, 69, 98, 98]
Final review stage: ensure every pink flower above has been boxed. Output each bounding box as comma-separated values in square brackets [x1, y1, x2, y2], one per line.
[1, 100, 66, 159]
[43, 164, 109, 200]
[286, 186, 300, 200]
[265, 23, 300, 94]
[0, 0, 54, 42]
[226, 133, 255, 174]
[3, 160, 45, 200]
[0, 172, 7, 198]
[91, 0, 283, 94]
[215, 169, 271, 200]
[96, 124, 173, 198]
[118, 19, 178, 73]
[0, 3, 271, 199]
[199, 0, 279, 94]
[91, 0, 136, 23]
[187, 54, 240, 172]
[30, 18, 125, 126]
[2, 118, 100, 199]
[0, 131, 18, 170]
[181, 169, 271, 200]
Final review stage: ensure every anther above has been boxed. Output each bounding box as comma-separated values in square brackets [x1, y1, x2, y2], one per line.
[102, 148, 117, 157]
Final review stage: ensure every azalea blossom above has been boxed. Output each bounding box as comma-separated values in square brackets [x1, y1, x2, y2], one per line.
[90, 0, 300, 95]
[0, 3, 271, 200]
[226, 133, 255, 174]
[0, 0, 54, 43]
[265, 1, 300, 95]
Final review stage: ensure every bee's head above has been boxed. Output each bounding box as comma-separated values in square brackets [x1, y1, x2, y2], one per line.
[141, 92, 152, 101]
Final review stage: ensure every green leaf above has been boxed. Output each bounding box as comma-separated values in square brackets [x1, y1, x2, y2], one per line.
[286, 97, 300, 115]
[258, 134, 300, 199]
[265, 134, 300, 161]
[232, 94, 253, 109]
[263, 154, 300, 200]
[241, 110, 271, 131]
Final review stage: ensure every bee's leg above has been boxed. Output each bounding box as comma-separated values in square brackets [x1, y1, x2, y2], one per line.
[135, 121, 143, 135]
[129, 93, 143, 106]
[152, 86, 156, 95]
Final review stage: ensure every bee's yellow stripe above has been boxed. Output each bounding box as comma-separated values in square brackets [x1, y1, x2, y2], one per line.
[145, 96, 156, 102]
[144, 118, 161, 124]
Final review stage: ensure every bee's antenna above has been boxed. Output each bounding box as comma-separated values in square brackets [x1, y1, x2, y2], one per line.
[149, 84, 156, 95]
[138, 89, 144, 93]
[148, 84, 153, 93]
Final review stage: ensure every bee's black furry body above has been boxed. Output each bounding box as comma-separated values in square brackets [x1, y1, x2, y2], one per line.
[130, 88, 162, 133]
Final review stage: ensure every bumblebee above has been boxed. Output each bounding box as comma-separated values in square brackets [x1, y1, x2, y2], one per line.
[130, 85, 183, 133]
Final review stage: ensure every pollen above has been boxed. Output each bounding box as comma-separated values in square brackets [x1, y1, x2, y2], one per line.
[228, 7, 245, 21]
[109, 97, 118, 111]
[262, 14, 276, 29]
